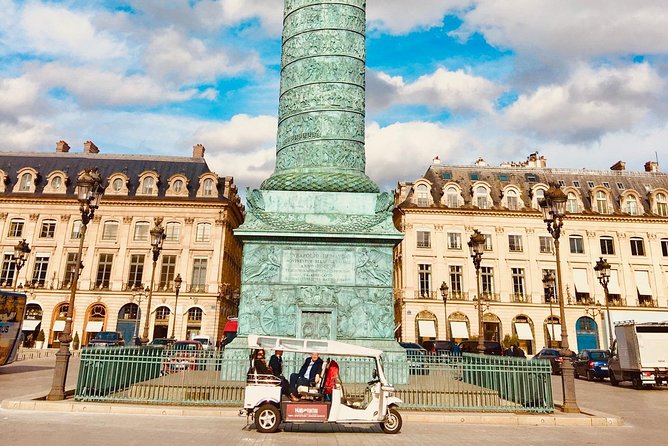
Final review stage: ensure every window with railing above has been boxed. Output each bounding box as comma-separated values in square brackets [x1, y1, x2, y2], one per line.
[508, 235, 523, 252]
[0, 254, 16, 287]
[127, 254, 145, 288]
[542, 269, 557, 303]
[481, 266, 494, 296]
[95, 254, 113, 289]
[159, 255, 177, 289]
[31, 255, 49, 287]
[511, 267, 525, 298]
[416, 231, 431, 248]
[63, 253, 78, 288]
[418, 264, 432, 298]
[449, 265, 462, 296]
[190, 257, 208, 291]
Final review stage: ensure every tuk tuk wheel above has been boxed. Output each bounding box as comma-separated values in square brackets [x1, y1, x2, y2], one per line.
[255, 404, 281, 433]
[381, 408, 402, 434]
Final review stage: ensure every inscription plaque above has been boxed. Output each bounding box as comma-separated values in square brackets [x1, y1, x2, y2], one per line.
[282, 249, 355, 285]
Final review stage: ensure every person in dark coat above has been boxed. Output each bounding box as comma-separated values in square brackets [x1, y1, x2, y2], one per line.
[289, 352, 323, 401]
[269, 350, 284, 377]
[252, 349, 273, 375]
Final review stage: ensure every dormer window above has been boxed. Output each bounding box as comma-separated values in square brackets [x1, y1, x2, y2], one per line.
[444, 186, 462, 208]
[174, 180, 184, 193]
[656, 192, 668, 217]
[166, 175, 189, 197]
[474, 185, 491, 209]
[566, 192, 579, 213]
[19, 173, 32, 191]
[44, 171, 68, 194]
[416, 184, 429, 207]
[51, 176, 62, 190]
[113, 178, 123, 192]
[142, 177, 154, 195]
[595, 191, 609, 214]
[203, 179, 214, 196]
[196, 174, 218, 198]
[137, 171, 159, 197]
[106, 174, 129, 196]
[624, 195, 640, 216]
[503, 188, 521, 210]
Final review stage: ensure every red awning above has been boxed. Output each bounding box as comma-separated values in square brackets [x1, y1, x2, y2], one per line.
[223, 320, 238, 333]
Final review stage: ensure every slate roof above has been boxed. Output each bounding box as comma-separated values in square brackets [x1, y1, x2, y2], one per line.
[0, 152, 220, 201]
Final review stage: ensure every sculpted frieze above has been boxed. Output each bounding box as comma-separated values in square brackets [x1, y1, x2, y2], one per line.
[284, 0, 365, 18]
[278, 111, 364, 149]
[275, 140, 365, 171]
[279, 82, 364, 120]
[284, 3, 365, 38]
[282, 30, 365, 67]
[281, 56, 364, 94]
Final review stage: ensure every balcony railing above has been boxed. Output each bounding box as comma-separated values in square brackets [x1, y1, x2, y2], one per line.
[638, 298, 657, 308]
[414, 290, 437, 299]
[448, 291, 469, 301]
[511, 293, 531, 303]
[483, 293, 501, 302]
[607, 298, 626, 307]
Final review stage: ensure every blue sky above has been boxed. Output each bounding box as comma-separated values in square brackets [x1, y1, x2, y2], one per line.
[1, 0, 667, 192]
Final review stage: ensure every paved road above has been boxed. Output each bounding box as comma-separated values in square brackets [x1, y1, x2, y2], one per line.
[1, 356, 667, 446]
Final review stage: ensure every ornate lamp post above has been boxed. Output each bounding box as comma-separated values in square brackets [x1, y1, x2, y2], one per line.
[539, 182, 579, 413]
[542, 270, 558, 348]
[48, 168, 103, 401]
[594, 257, 614, 347]
[170, 274, 182, 339]
[439, 281, 449, 341]
[142, 218, 166, 344]
[468, 229, 486, 353]
[132, 286, 148, 344]
[12, 239, 31, 291]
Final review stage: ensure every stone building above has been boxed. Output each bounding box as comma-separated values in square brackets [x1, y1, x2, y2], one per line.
[0, 141, 244, 347]
[394, 153, 668, 354]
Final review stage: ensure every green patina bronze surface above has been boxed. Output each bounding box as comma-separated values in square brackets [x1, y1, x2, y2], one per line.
[262, 0, 377, 193]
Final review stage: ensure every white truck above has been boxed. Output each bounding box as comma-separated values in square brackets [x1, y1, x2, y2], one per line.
[608, 321, 668, 388]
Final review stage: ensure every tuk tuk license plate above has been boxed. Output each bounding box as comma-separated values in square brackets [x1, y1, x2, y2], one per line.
[284, 403, 329, 422]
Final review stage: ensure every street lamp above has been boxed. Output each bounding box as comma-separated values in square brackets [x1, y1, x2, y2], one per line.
[468, 229, 486, 353]
[542, 270, 558, 348]
[439, 281, 449, 341]
[170, 274, 182, 339]
[540, 182, 579, 413]
[132, 286, 149, 344]
[142, 217, 166, 344]
[48, 168, 103, 401]
[594, 257, 614, 347]
[12, 239, 31, 291]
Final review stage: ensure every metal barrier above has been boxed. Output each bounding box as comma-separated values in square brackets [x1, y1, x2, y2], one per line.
[74, 348, 553, 413]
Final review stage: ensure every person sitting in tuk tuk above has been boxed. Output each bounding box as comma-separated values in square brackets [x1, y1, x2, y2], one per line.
[251, 349, 273, 375]
[289, 352, 323, 401]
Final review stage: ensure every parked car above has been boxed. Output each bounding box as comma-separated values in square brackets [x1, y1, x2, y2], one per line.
[422, 339, 458, 355]
[532, 348, 565, 375]
[149, 337, 176, 348]
[458, 340, 503, 356]
[162, 340, 204, 373]
[88, 331, 125, 348]
[399, 342, 428, 375]
[573, 349, 610, 381]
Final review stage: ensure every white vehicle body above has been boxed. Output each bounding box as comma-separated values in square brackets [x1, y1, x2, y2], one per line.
[609, 321, 668, 388]
[192, 335, 214, 350]
[241, 335, 403, 434]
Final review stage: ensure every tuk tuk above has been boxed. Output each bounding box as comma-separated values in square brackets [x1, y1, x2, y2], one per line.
[240, 335, 402, 434]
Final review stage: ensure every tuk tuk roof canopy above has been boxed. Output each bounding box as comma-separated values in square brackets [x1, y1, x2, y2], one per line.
[247, 335, 383, 358]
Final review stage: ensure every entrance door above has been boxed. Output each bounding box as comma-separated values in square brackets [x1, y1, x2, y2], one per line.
[116, 304, 140, 345]
[575, 317, 599, 351]
[300, 311, 333, 340]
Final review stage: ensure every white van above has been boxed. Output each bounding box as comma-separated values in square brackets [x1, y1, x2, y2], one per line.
[192, 335, 214, 350]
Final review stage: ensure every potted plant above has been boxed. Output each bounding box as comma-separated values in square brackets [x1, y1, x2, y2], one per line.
[73, 332, 80, 350]
[35, 329, 45, 349]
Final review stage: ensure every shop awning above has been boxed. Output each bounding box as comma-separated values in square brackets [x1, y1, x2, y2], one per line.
[573, 268, 590, 294]
[450, 321, 469, 339]
[607, 269, 622, 295]
[514, 322, 534, 340]
[86, 321, 103, 332]
[634, 270, 652, 296]
[223, 319, 238, 333]
[22, 320, 41, 331]
[52, 320, 66, 332]
[547, 323, 562, 341]
[417, 320, 436, 338]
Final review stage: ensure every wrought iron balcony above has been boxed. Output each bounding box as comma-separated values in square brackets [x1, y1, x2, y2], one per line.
[511, 293, 531, 303]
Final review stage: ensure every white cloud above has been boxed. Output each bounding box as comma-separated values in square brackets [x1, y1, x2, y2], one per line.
[143, 28, 263, 84]
[367, 0, 469, 35]
[18, 3, 127, 62]
[503, 63, 666, 143]
[368, 67, 504, 113]
[193, 114, 277, 155]
[0, 77, 41, 119]
[458, 0, 668, 59]
[365, 121, 471, 186]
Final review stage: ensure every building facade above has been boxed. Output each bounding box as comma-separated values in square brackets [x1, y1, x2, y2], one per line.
[394, 153, 668, 354]
[0, 141, 244, 347]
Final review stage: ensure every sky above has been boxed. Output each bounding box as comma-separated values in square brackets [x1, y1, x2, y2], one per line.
[1, 0, 668, 193]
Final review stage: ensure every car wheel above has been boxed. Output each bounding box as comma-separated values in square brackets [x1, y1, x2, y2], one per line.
[609, 370, 619, 387]
[632, 375, 643, 390]
[381, 407, 402, 434]
[255, 404, 281, 433]
[587, 370, 594, 382]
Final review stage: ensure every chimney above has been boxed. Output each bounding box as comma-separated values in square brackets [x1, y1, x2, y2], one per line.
[83, 141, 99, 154]
[644, 161, 659, 173]
[55, 140, 70, 153]
[193, 144, 205, 158]
[610, 161, 625, 171]
[432, 156, 441, 165]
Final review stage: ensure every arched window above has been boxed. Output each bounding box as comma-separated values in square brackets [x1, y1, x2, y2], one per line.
[51, 176, 63, 191]
[165, 222, 181, 242]
[475, 186, 490, 209]
[506, 189, 519, 210]
[595, 191, 609, 214]
[173, 179, 184, 193]
[102, 220, 119, 241]
[446, 186, 460, 208]
[195, 223, 212, 242]
[656, 193, 667, 217]
[566, 192, 578, 213]
[134, 221, 150, 241]
[186, 307, 203, 340]
[142, 177, 154, 195]
[19, 173, 32, 191]
[625, 195, 639, 215]
[416, 184, 429, 206]
[203, 178, 214, 197]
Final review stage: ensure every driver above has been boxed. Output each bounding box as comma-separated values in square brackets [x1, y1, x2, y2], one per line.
[289, 352, 323, 401]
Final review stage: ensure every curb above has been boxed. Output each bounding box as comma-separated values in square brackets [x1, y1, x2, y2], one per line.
[1, 395, 622, 427]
